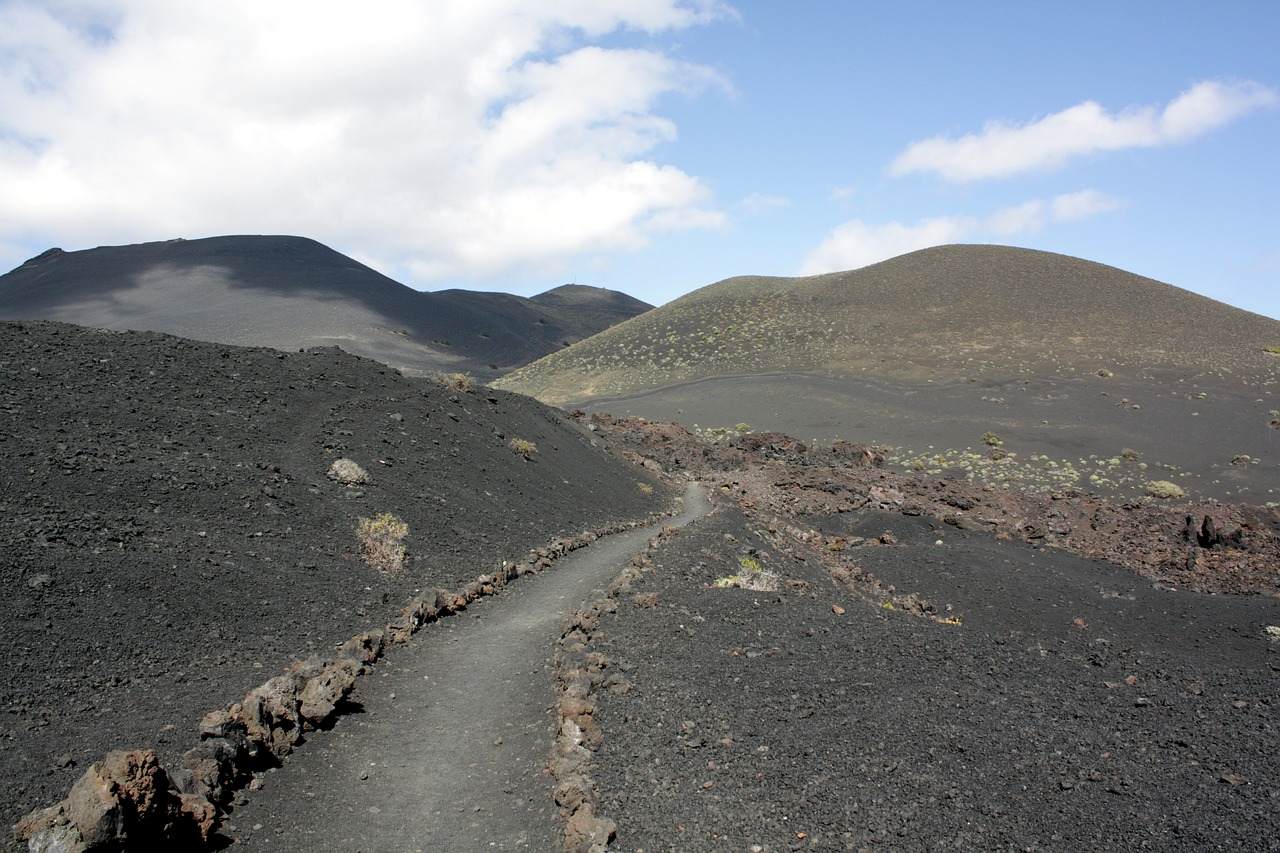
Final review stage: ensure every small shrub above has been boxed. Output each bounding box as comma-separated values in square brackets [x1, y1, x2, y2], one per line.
[356, 513, 408, 573]
[327, 458, 369, 485]
[637, 482, 654, 494]
[712, 555, 779, 592]
[1145, 480, 1186, 500]
[509, 437, 538, 458]
[734, 423, 752, 433]
[1097, 368, 1114, 378]
[1263, 345, 1280, 355]
[443, 372, 474, 392]
[1121, 448, 1141, 460]
[981, 431, 1003, 448]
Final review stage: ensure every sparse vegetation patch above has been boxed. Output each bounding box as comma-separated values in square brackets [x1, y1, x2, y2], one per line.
[1145, 480, 1186, 500]
[327, 457, 369, 485]
[442, 372, 475, 392]
[356, 512, 409, 573]
[888, 444, 1187, 498]
[509, 437, 538, 458]
[712, 555, 779, 591]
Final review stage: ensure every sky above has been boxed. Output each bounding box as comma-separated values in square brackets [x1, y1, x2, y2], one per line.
[1, 1, 1277, 317]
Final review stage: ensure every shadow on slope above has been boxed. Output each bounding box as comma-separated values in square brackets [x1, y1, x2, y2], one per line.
[0, 236, 651, 379]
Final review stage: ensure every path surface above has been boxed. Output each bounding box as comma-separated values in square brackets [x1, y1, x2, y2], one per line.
[228, 482, 711, 852]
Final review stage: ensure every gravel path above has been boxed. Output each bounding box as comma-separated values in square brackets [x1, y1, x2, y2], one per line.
[227, 482, 710, 852]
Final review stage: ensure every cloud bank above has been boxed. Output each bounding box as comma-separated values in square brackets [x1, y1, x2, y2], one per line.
[890, 81, 1277, 182]
[0, 0, 731, 282]
[799, 190, 1120, 274]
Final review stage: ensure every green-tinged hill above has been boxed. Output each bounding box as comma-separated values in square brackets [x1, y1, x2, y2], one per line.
[496, 244, 1279, 403]
[496, 245, 1280, 503]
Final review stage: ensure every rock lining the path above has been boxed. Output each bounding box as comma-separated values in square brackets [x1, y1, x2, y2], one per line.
[14, 512, 674, 852]
[550, 523, 684, 853]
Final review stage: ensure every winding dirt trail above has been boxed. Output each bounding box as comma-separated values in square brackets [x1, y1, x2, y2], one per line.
[229, 482, 710, 852]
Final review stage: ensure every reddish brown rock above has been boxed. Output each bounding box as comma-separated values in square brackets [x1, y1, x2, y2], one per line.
[564, 802, 616, 853]
[297, 659, 360, 726]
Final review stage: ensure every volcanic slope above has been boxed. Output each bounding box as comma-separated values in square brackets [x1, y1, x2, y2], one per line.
[498, 245, 1280, 503]
[0, 319, 667, 835]
[0, 236, 650, 380]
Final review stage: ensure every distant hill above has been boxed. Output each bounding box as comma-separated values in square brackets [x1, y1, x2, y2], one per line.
[531, 283, 654, 335]
[497, 245, 1280, 503]
[497, 244, 1280, 404]
[0, 236, 651, 379]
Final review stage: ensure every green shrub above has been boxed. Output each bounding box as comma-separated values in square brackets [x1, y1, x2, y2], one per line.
[981, 431, 1003, 448]
[1145, 480, 1186, 500]
[712, 555, 779, 591]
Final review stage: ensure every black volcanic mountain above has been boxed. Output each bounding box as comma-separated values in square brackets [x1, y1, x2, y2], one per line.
[498, 244, 1280, 502]
[0, 236, 651, 379]
[0, 319, 667, 833]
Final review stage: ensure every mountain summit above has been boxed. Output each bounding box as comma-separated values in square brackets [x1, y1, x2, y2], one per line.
[497, 244, 1280, 404]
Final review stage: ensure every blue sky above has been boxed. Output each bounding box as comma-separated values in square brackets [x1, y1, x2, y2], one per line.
[580, 1, 1280, 314]
[1, 1, 1277, 316]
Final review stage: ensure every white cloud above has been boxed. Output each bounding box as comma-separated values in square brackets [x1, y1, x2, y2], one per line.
[984, 190, 1122, 235]
[985, 200, 1046, 236]
[799, 189, 1120, 274]
[1051, 189, 1122, 221]
[889, 80, 1278, 182]
[739, 192, 790, 214]
[799, 216, 973, 275]
[0, 1, 733, 282]
[830, 184, 857, 201]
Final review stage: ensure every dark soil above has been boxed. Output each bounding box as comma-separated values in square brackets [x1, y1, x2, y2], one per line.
[0, 320, 666, 835]
[589, 502, 1280, 851]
